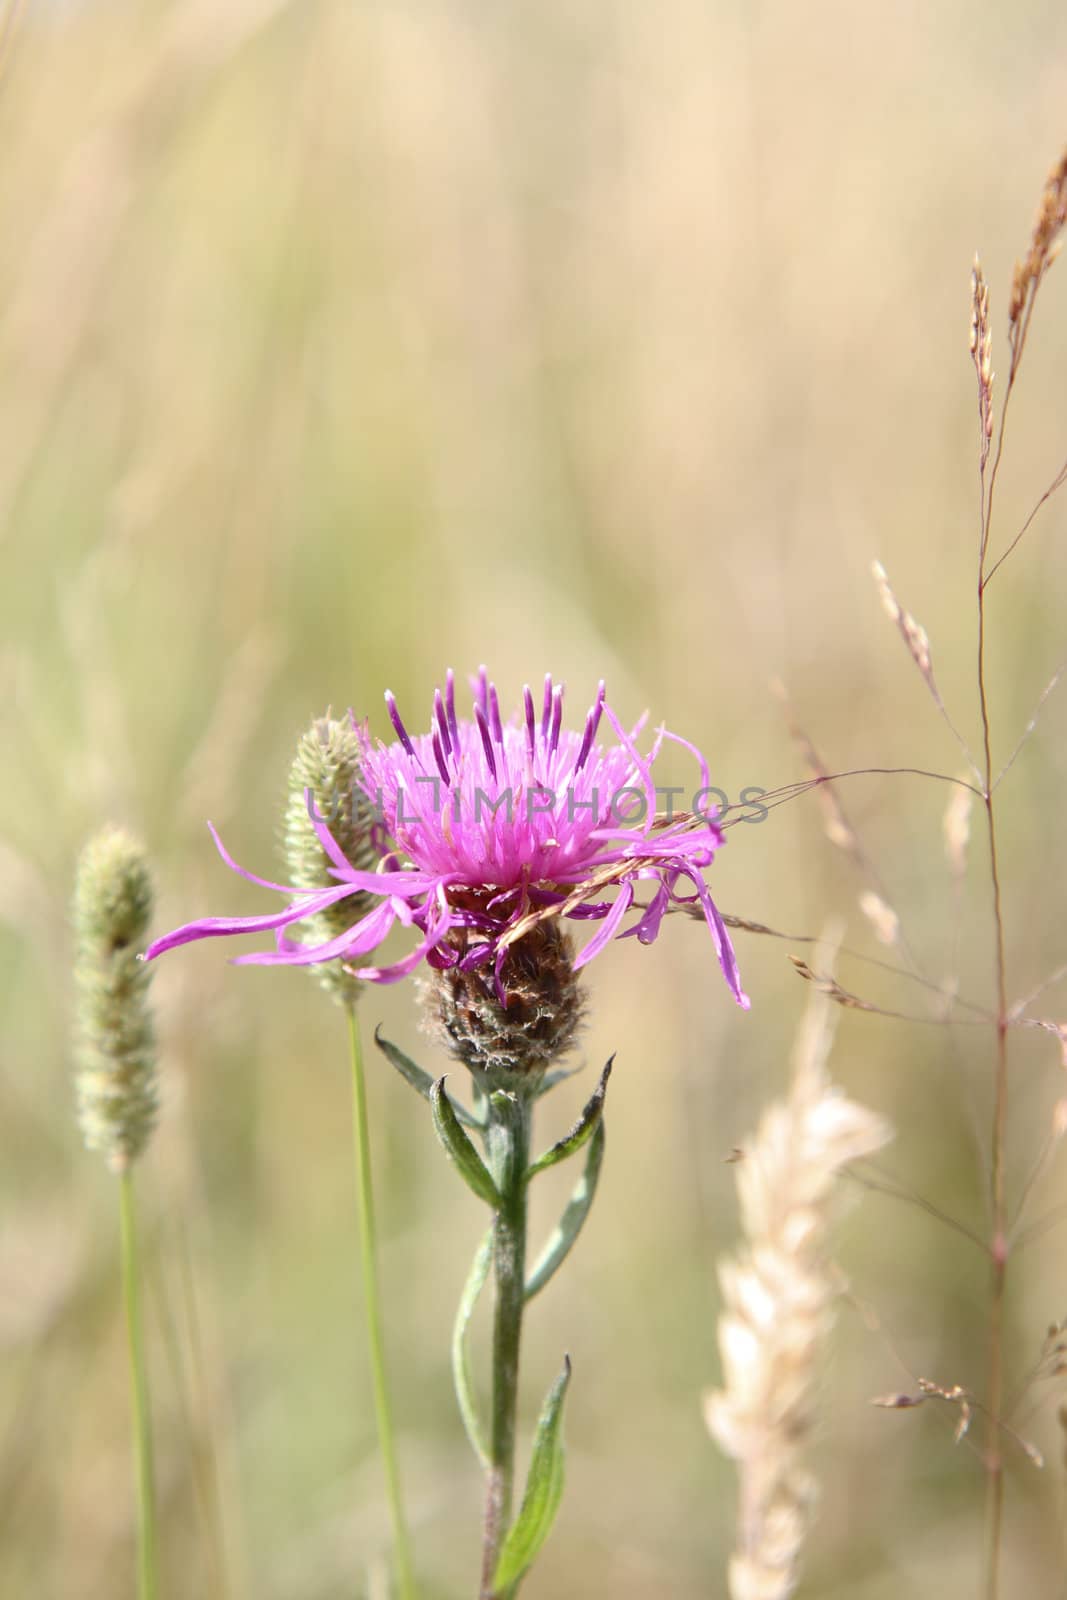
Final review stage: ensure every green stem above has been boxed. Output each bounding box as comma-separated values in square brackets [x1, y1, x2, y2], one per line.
[119, 1168, 158, 1600]
[978, 442, 1010, 1600]
[346, 1005, 417, 1600]
[480, 1093, 531, 1600]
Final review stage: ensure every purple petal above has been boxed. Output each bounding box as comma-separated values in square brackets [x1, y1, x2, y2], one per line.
[658, 725, 711, 798]
[673, 867, 749, 1009]
[354, 909, 456, 983]
[143, 884, 361, 961]
[625, 880, 670, 945]
[207, 822, 298, 893]
[460, 941, 495, 971]
[600, 702, 656, 832]
[304, 789, 365, 880]
[233, 900, 397, 967]
[572, 882, 634, 969]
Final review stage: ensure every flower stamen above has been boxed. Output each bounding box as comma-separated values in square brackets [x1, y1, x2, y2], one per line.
[385, 690, 418, 762]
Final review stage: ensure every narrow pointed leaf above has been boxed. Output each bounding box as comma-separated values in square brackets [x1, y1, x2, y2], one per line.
[452, 1227, 493, 1468]
[376, 1028, 480, 1127]
[526, 1058, 613, 1182]
[493, 1356, 572, 1594]
[431, 1077, 502, 1208]
[536, 1064, 584, 1098]
[525, 1120, 605, 1301]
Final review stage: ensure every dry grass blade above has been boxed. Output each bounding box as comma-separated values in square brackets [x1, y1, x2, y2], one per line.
[787, 956, 990, 1027]
[984, 456, 1067, 588]
[772, 682, 859, 858]
[871, 562, 980, 777]
[981, 144, 1067, 578]
[992, 651, 1067, 789]
[1008, 146, 1067, 337]
[873, 1379, 1043, 1468]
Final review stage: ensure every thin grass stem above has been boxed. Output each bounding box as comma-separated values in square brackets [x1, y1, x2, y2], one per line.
[977, 373, 1011, 1600]
[346, 1005, 418, 1600]
[119, 1168, 159, 1600]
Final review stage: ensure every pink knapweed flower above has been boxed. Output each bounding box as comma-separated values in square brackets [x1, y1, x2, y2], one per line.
[144, 670, 748, 1008]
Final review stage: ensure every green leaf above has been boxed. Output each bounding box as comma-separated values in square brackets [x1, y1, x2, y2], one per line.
[525, 1119, 605, 1301]
[535, 1064, 584, 1098]
[452, 1227, 493, 1468]
[375, 1029, 480, 1127]
[525, 1058, 613, 1181]
[493, 1356, 572, 1595]
[470, 1073, 490, 1125]
[430, 1078, 502, 1209]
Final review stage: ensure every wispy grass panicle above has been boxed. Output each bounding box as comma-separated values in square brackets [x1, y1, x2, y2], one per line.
[971, 255, 995, 464]
[1008, 145, 1067, 335]
[73, 826, 158, 1173]
[705, 965, 892, 1600]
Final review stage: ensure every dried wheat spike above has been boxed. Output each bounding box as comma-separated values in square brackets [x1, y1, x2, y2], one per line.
[706, 964, 892, 1600]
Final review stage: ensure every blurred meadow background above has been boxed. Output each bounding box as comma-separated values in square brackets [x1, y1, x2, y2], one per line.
[2, 0, 1067, 1595]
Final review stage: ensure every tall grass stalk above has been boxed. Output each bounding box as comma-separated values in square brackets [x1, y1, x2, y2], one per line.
[346, 1004, 418, 1600]
[976, 423, 1011, 1600]
[971, 150, 1067, 1589]
[120, 1169, 159, 1600]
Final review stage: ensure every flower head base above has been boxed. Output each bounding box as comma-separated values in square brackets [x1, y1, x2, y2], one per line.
[423, 920, 585, 1088]
[144, 671, 748, 1009]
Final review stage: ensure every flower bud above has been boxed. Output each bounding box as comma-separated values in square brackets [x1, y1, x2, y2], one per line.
[283, 715, 380, 1005]
[422, 919, 585, 1092]
[72, 828, 158, 1173]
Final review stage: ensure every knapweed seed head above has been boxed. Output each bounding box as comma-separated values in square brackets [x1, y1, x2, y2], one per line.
[73, 827, 158, 1173]
[422, 918, 584, 1090]
[145, 670, 748, 1013]
[283, 715, 380, 1005]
